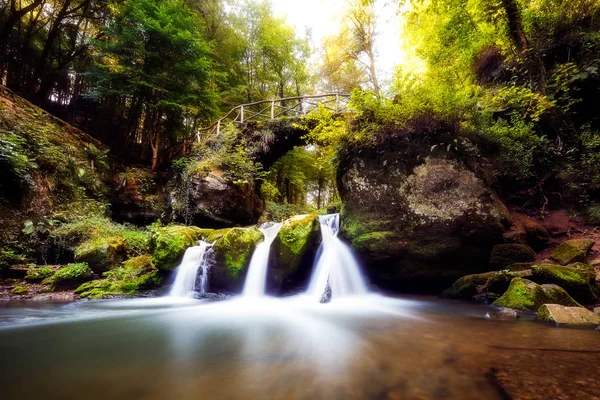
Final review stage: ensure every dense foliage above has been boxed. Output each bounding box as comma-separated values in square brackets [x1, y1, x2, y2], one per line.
[0, 0, 311, 167]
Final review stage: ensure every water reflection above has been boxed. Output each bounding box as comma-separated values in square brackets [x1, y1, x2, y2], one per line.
[0, 295, 599, 399]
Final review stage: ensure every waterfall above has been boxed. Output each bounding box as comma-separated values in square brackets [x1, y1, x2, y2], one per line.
[307, 214, 368, 301]
[242, 223, 283, 297]
[170, 241, 213, 297]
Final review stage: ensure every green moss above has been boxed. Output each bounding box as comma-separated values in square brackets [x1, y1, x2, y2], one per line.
[353, 231, 398, 253]
[205, 228, 230, 242]
[273, 214, 320, 270]
[10, 285, 30, 295]
[75, 255, 158, 298]
[492, 278, 547, 311]
[493, 277, 580, 311]
[541, 284, 581, 307]
[151, 225, 205, 271]
[25, 267, 55, 281]
[408, 236, 462, 258]
[74, 237, 129, 273]
[52, 214, 152, 260]
[531, 264, 598, 303]
[213, 227, 263, 277]
[489, 244, 536, 269]
[551, 239, 595, 265]
[443, 270, 530, 299]
[51, 263, 93, 290]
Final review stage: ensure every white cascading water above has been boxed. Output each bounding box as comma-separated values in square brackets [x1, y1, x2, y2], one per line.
[242, 223, 283, 297]
[307, 214, 368, 300]
[170, 241, 213, 297]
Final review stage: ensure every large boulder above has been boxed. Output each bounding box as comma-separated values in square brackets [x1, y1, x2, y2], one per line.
[150, 225, 209, 271]
[489, 244, 536, 269]
[210, 227, 264, 292]
[537, 304, 600, 328]
[268, 214, 321, 293]
[530, 264, 599, 304]
[74, 238, 129, 273]
[339, 148, 511, 291]
[492, 278, 580, 311]
[551, 239, 595, 265]
[174, 171, 264, 227]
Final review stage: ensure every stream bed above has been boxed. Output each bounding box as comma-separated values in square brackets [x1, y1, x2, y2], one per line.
[0, 295, 599, 400]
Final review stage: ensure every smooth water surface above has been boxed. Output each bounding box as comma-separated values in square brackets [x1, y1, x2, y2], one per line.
[1, 295, 598, 400]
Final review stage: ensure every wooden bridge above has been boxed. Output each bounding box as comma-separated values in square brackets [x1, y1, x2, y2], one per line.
[193, 93, 350, 143]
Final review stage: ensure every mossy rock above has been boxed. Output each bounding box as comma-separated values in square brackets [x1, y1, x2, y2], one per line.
[538, 304, 600, 328]
[211, 227, 264, 292]
[151, 225, 205, 271]
[51, 263, 94, 291]
[489, 244, 536, 269]
[10, 285, 30, 295]
[530, 264, 599, 304]
[213, 227, 263, 277]
[205, 228, 230, 242]
[74, 238, 129, 273]
[24, 267, 55, 282]
[551, 239, 595, 265]
[492, 278, 579, 311]
[75, 255, 159, 299]
[442, 270, 532, 300]
[269, 214, 321, 290]
[541, 284, 582, 307]
[338, 153, 510, 290]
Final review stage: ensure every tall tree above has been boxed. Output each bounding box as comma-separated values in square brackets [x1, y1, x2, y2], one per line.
[319, 0, 380, 96]
[91, 0, 219, 170]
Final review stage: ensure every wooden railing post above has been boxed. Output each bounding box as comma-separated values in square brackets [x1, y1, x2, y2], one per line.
[240, 105, 244, 123]
[217, 119, 221, 135]
[270, 101, 275, 119]
[335, 94, 339, 112]
[196, 131, 200, 143]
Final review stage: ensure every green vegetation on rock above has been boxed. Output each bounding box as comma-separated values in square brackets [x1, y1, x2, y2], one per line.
[150, 225, 206, 271]
[25, 267, 55, 282]
[492, 278, 580, 311]
[213, 227, 264, 277]
[75, 255, 158, 299]
[50, 263, 94, 291]
[272, 214, 320, 272]
[551, 239, 595, 265]
[531, 264, 599, 304]
[10, 285, 30, 295]
[443, 270, 531, 300]
[74, 238, 129, 273]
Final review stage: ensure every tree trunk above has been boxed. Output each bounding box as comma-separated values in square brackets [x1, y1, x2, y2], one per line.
[501, 0, 546, 94]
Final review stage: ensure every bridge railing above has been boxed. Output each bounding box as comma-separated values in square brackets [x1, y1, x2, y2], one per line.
[193, 93, 350, 144]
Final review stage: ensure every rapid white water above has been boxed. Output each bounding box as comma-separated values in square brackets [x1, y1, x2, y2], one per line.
[307, 214, 368, 300]
[242, 223, 282, 297]
[170, 241, 213, 297]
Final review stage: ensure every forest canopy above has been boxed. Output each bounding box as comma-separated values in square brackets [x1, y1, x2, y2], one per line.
[2, 0, 600, 214]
